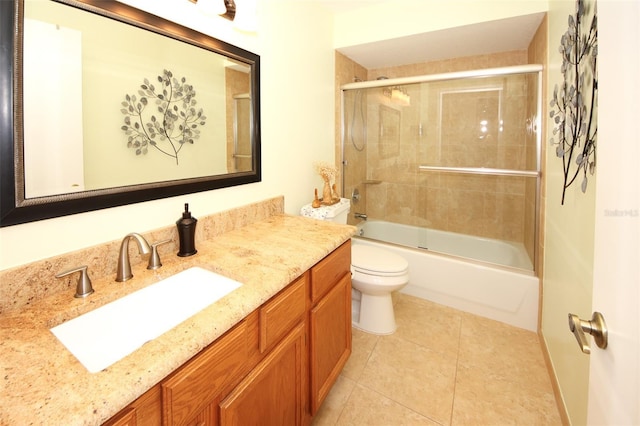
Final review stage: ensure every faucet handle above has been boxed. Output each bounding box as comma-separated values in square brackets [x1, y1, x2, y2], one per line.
[147, 239, 172, 270]
[56, 265, 94, 298]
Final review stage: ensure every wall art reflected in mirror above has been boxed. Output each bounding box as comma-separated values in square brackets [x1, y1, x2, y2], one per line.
[0, 0, 261, 226]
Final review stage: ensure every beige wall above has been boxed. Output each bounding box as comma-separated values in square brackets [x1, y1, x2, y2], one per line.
[541, 1, 597, 425]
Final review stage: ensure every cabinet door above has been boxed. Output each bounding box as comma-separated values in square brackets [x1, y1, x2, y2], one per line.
[310, 273, 351, 414]
[220, 322, 307, 426]
[162, 322, 249, 426]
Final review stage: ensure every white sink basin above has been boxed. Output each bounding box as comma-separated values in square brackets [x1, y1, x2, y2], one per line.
[50, 267, 242, 373]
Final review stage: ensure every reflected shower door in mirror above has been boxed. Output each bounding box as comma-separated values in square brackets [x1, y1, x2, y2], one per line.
[0, 0, 261, 226]
[231, 94, 252, 172]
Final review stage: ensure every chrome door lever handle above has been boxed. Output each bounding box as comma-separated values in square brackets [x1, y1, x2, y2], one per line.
[568, 312, 608, 354]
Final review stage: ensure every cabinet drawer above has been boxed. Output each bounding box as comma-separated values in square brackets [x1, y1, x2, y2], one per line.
[259, 273, 307, 353]
[104, 384, 162, 426]
[103, 407, 135, 426]
[162, 321, 249, 426]
[310, 241, 351, 303]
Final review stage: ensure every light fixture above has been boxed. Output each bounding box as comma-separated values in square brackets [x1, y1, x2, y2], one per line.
[191, 0, 236, 21]
[391, 87, 402, 102]
[390, 87, 410, 106]
[220, 0, 236, 20]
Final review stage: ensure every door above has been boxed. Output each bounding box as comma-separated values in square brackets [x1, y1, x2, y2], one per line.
[587, 1, 640, 424]
[23, 19, 85, 197]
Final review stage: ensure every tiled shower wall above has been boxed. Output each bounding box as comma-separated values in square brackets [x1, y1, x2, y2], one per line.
[335, 52, 368, 216]
[225, 68, 251, 172]
[336, 49, 542, 262]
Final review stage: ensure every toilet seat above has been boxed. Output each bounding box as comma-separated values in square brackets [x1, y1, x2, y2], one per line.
[351, 244, 409, 277]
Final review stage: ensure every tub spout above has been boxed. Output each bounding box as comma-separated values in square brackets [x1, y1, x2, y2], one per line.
[354, 212, 368, 221]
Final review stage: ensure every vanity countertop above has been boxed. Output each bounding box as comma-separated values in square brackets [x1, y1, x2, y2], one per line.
[0, 214, 356, 425]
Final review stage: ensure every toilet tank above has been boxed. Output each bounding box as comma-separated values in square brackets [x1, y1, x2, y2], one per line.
[300, 198, 350, 224]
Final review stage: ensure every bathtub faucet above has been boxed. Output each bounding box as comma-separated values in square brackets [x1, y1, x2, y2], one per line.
[354, 212, 368, 221]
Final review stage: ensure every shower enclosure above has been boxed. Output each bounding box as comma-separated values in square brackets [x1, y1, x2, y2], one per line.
[341, 65, 542, 273]
[230, 93, 253, 172]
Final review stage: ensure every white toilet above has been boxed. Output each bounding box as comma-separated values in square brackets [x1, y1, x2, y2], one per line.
[300, 199, 409, 335]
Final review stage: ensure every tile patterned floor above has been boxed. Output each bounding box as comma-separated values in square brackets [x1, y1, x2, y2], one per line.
[312, 294, 562, 426]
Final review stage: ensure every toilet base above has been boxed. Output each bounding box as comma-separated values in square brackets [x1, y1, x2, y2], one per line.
[352, 292, 397, 335]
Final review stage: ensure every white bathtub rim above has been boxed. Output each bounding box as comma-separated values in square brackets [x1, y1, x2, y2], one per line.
[351, 237, 540, 332]
[353, 235, 536, 277]
[355, 220, 534, 272]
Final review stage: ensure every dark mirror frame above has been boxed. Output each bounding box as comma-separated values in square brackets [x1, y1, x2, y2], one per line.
[0, 0, 261, 227]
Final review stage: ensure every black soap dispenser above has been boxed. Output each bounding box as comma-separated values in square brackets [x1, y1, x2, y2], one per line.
[176, 203, 197, 257]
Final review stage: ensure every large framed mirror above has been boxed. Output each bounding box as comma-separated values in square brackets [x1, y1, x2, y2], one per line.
[0, 0, 261, 227]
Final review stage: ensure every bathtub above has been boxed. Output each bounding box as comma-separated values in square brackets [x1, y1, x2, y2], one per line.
[354, 220, 539, 331]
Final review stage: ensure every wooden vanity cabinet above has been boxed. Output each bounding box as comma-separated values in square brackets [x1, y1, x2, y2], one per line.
[104, 241, 351, 426]
[309, 240, 352, 414]
[103, 385, 162, 426]
[220, 322, 307, 425]
[104, 407, 137, 426]
[162, 320, 251, 426]
[258, 274, 308, 355]
[219, 273, 309, 425]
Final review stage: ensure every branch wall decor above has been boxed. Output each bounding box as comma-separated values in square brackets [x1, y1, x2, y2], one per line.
[121, 69, 207, 165]
[549, 0, 598, 205]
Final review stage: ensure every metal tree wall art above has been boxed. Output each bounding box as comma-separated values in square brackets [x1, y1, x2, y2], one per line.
[549, 0, 598, 205]
[121, 69, 207, 165]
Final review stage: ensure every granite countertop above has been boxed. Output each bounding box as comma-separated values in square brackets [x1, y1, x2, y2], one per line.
[0, 214, 356, 425]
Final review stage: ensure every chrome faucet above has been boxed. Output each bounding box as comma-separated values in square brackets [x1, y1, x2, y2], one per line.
[354, 212, 368, 221]
[116, 233, 151, 282]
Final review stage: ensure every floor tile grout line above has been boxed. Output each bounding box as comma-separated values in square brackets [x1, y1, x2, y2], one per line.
[332, 373, 356, 425]
[315, 294, 561, 425]
[392, 298, 465, 425]
[351, 380, 446, 426]
[359, 321, 460, 426]
[448, 315, 464, 426]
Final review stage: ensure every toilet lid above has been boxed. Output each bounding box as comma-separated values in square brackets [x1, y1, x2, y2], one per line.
[352, 244, 409, 275]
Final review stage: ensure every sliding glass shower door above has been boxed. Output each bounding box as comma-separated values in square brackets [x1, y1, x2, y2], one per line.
[341, 66, 542, 272]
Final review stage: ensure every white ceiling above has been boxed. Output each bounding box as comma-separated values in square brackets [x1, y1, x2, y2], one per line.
[313, 0, 390, 13]
[313, 1, 545, 70]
